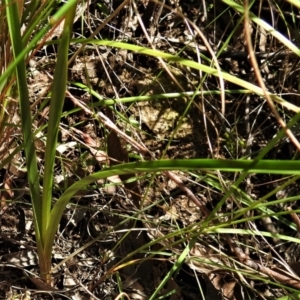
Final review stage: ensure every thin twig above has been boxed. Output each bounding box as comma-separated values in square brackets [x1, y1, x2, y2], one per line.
[244, 0, 300, 151]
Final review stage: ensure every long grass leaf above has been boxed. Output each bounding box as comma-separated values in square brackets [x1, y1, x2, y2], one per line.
[76, 39, 300, 113]
[5, 0, 42, 234]
[41, 1, 77, 276]
[45, 158, 300, 249]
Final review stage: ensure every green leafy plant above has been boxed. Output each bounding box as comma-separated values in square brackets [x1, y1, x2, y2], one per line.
[5, 0, 78, 283]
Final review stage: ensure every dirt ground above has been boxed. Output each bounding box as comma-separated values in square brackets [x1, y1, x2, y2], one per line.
[1, 1, 300, 299]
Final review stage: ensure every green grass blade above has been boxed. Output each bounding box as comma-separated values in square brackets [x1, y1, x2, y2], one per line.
[73, 82, 253, 106]
[41, 1, 76, 238]
[205, 228, 300, 244]
[75, 39, 300, 113]
[4, 0, 49, 279]
[39, 2, 77, 280]
[22, 1, 56, 45]
[45, 158, 300, 251]
[223, 0, 300, 55]
[0, 0, 78, 90]
[49, 0, 78, 25]
[149, 237, 197, 300]
[5, 0, 42, 234]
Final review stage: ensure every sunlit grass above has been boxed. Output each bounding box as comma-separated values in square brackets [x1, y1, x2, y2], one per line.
[1, 0, 300, 298]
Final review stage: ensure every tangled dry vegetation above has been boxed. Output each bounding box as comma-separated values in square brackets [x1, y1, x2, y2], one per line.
[1, 0, 300, 299]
